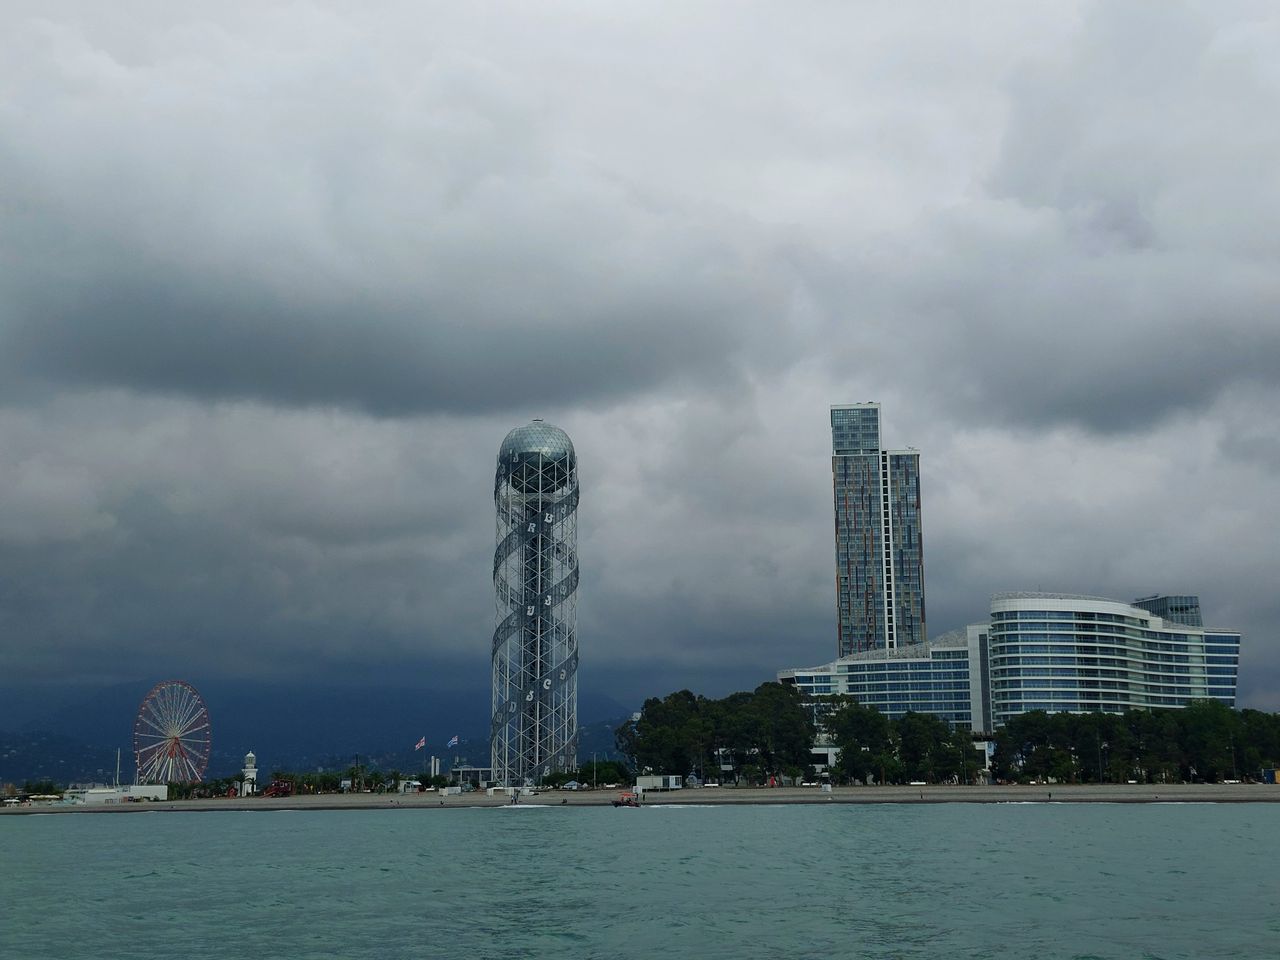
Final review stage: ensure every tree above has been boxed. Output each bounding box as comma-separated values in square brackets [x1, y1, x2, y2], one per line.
[824, 698, 892, 784]
[632, 690, 704, 776]
[992, 710, 1058, 782]
[1239, 709, 1280, 775]
[1179, 700, 1239, 781]
[938, 727, 984, 785]
[578, 759, 630, 787]
[626, 683, 813, 784]
[1044, 712, 1081, 783]
[1131, 708, 1181, 783]
[742, 682, 815, 779]
[897, 711, 957, 783]
[714, 691, 758, 783]
[614, 717, 638, 771]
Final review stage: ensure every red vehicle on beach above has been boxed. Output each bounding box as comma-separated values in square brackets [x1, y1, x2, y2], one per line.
[262, 780, 294, 798]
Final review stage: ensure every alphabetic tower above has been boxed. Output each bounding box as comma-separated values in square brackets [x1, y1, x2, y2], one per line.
[491, 421, 580, 786]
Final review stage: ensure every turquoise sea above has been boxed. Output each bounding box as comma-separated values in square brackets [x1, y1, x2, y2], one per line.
[2, 803, 1278, 959]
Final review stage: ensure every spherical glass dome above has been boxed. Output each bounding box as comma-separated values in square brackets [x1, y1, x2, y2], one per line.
[498, 421, 575, 464]
[497, 420, 576, 496]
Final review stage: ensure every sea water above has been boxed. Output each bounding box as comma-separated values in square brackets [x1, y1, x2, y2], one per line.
[2, 803, 1277, 959]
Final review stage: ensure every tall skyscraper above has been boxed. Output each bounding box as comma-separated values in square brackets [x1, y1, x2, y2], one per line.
[491, 420, 580, 785]
[831, 403, 925, 656]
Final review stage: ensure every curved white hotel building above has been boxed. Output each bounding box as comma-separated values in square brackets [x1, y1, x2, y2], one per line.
[988, 592, 1240, 727]
[779, 593, 1240, 734]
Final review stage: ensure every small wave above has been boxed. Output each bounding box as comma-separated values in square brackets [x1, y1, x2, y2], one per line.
[646, 804, 713, 809]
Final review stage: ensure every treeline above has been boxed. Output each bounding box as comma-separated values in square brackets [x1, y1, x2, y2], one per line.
[618, 687, 1280, 787]
[616, 684, 982, 785]
[10, 779, 62, 796]
[614, 683, 815, 784]
[821, 698, 985, 785]
[166, 768, 453, 799]
[174, 762, 637, 796]
[992, 700, 1280, 784]
[539, 760, 631, 788]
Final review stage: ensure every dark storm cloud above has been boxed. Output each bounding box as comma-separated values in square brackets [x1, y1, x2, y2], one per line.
[0, 397, 498, 687]
[2, 1, 1279, 714]
[2, 260, 772, 416]
[865, 235, 1280, 435]
[0, 3, 795, 416]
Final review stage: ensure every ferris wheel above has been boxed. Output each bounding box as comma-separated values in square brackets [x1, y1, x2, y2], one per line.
[133, 680, 212, 784]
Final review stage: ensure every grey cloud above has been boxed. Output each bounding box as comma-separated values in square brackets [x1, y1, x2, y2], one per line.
[3, 264, 768, 416]
[1, 2, 1278, 714]
[793, 1, 1280, 437]
[0, 8, 797, 416]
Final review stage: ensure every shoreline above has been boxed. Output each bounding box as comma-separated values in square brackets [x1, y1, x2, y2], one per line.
[3, 782, 1277, 815]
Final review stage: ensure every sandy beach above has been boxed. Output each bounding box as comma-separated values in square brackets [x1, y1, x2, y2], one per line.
[4, 782, 1277, 815]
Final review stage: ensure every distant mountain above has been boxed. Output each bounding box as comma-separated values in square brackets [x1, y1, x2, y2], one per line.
[578, 716, 632, 764]
[1, 679, 634, 782]
[0, 730, 121, 786]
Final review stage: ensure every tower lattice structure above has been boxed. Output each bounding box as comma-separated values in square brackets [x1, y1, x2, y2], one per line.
[491, 421, 579, 785]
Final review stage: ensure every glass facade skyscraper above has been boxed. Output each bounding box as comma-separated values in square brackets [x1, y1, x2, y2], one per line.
[831, 404, 925, 656]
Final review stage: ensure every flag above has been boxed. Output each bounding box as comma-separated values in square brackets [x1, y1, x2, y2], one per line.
[447, 735, 459, 748]
[414, 736, 426, 751]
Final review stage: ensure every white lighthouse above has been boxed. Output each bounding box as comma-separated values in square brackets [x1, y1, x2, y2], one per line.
[241, 750, 258, 796]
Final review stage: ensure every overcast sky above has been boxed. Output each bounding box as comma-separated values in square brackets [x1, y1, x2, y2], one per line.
[3, 1, 1278, 714]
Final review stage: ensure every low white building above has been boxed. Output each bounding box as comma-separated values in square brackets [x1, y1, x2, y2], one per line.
[635, 775, 682, 792]
[64, 784, 169, 804]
